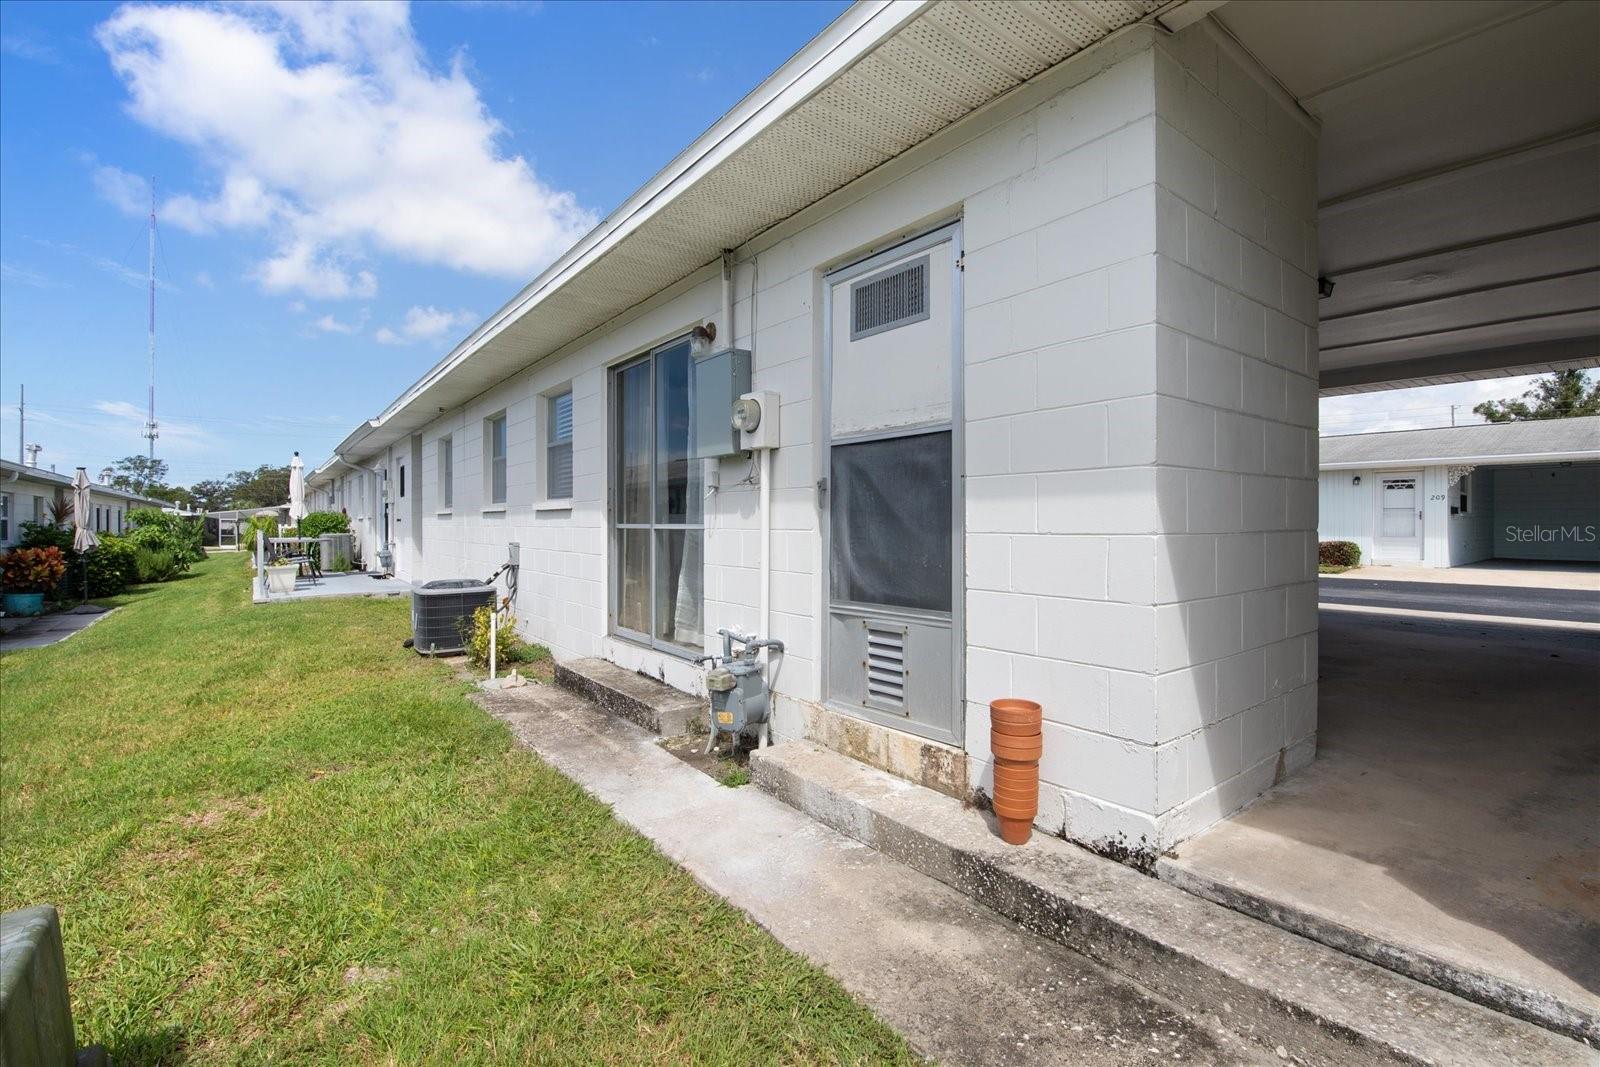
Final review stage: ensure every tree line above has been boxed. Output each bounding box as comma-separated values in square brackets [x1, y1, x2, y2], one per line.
[102, 456, 292, 513]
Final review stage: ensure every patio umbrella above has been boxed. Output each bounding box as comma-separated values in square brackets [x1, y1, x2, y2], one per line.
[72, 468, 97, 601]
[288, 451, 306, 524]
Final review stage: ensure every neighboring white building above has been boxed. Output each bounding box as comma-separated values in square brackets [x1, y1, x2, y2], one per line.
[304, 2, 1599, 857]
[1319, 416, 1600, 568]
[0, 459, 171, 548]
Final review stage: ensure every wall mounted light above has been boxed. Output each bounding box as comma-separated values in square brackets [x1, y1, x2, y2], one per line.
[1352, 475, 1361, 486]
[1318, 275, 1336, 299]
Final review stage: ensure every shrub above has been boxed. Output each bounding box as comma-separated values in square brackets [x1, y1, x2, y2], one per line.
[1318, 540, 1362, 568]
[85, 537, 139, 597]
[243, 514, 279, 550]
[134, 546, 182, 584]
[463, 603, 525, 672]
[127, 508, 204, 563]
[18, 520, 72, 554]
[2, 547, 68, 593]
[297, 511, 350, 539]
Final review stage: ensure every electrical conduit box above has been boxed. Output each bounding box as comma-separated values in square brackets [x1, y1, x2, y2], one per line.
[691, 347, 751, 459]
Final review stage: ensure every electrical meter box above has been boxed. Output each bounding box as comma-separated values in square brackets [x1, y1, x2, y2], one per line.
[691, 347, 752, 459]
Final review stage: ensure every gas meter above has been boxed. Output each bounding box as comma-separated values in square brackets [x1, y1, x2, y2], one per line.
[696, 628, 785, 752]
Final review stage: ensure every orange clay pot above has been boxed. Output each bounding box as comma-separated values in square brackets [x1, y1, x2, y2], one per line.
[990, 717, 1043, 737]
[991, 734, 1044, 761]
[989, 698, 1043, 846]
[989, 698, 1043, 726]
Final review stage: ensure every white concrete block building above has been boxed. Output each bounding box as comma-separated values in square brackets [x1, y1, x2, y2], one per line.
[1, 459, 169, 547]
[306, 1, 1600, 859]
[1319, 416, 1600, 568]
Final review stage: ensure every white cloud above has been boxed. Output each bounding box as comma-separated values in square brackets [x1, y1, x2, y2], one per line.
[375, 304, 476, 345]
[313, 309, 368, 335]
[96, 2, 597, 300]
[0, 263, 63, 289]
[194, 270, 215, 289]
[92, 400, 213, 452]
[94, 164, 149, 216]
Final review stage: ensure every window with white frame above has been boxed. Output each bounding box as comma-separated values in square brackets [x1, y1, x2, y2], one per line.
[485, 413, 508, 505]
[546, 390, 573, 500]
[31, 495, 43, 524]
[1457, 472, 1471, 515]
[0, 493, 10, 542]
[439, 435, 453, 510]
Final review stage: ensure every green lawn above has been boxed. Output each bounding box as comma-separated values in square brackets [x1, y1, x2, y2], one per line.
[1, 555, 913, 1065]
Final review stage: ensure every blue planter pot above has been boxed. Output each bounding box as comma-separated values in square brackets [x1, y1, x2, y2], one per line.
[3, 592, 45, 616]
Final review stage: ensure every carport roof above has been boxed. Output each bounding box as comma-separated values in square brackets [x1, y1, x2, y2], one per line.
[1320, 415, 1600, 469]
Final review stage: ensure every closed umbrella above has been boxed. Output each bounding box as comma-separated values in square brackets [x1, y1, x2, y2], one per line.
[71, 468, 97, 553]
[288, 451, 306, 525]
[72, 468, 97, 601]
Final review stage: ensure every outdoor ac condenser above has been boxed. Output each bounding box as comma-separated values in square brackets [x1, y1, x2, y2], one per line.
[411, 579, 497, 655]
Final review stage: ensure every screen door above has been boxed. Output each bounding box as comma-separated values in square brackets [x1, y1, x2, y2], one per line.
[1376, 473, 1423, 560]
[822, 224, 962, 745]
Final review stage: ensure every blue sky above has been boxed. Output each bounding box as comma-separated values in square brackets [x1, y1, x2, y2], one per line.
[0, 0, 847, 486]
[0, 1, 1562, 490]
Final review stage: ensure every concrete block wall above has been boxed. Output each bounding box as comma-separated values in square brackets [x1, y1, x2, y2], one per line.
[960, 20, 1320, 855]
[339, 21, 1318, 852]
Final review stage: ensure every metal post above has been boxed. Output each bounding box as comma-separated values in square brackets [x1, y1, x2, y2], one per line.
[488, 610, 498, 682]
[256, 528, 266, 599]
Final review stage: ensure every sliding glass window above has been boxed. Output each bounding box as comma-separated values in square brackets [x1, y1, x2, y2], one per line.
[611, 336, 703, 654]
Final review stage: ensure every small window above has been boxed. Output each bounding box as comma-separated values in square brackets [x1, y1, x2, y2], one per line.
[398, 464, 406, 499]
[486, 413, 508, 504]
[547, 390, 573, 499]
[850, 254, 930, 340]
[439, 435, 453, 509]
[31, 495, 43, 524]
[1458, 473, 1471, 515]
[0, 493, 10, 542]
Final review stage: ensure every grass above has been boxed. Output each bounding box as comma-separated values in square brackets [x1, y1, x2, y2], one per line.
[1318, 564, 1353, 574]
[0, 556, 914, 1066]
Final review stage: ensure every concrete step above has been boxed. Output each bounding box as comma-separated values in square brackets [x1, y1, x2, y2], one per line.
[751, 739, 1596, 1067]
[1155, 854, 1600, 1045]
[553, 657, 704, 737]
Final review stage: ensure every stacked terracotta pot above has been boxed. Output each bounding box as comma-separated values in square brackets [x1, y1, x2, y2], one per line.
[989, 698, 1042, 845]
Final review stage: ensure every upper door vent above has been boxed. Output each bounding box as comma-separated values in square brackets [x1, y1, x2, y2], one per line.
[851, 255, 930, 340]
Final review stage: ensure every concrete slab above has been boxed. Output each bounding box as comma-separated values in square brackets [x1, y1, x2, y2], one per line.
[0, 607, 113, 653]
[1162, 609, 1600, 1044]
[553, 656, 703, 736]
[249, 571, 412, 604]
[751, 739, 1595, 1067]
[470, 682, 1278, 1067]
[1324, 561, 1600, 591]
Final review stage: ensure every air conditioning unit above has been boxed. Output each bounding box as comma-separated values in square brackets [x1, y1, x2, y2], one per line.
[411, 579, 497, 655]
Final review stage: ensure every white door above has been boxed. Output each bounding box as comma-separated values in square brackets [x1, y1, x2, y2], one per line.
[1374, 472, 1423, 561]
[822, 223, 963, 746]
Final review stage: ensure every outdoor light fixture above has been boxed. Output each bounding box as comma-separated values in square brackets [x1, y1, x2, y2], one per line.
[1352, 475, 1361, 485]
[1318, 275, 1336, 299]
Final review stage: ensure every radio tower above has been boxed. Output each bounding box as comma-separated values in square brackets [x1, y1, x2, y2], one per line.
[144, 180, 159, 460]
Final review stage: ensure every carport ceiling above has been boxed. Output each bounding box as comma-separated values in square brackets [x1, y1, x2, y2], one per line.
[1213, 0, 1600, 394]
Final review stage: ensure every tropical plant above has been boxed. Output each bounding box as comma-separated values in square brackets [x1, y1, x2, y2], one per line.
[18, 521, 72, 554]
[127, 508, 205, 563]
[243, 514, 280, 549]
[2, 547, 67, 593]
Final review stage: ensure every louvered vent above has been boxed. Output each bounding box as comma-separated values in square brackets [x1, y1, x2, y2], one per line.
[865, 623, 907, 709]
[851, 256, 930, 340]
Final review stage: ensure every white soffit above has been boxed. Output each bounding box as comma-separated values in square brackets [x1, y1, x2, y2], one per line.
[1215, 0, 1600, 395]
[333, 0, 1169, 461]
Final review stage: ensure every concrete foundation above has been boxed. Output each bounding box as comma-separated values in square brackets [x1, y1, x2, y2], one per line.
[1160, 608, 1600, 1042]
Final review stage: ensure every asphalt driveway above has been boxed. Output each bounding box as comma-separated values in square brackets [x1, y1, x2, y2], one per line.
[1318, 576, 1600, 624]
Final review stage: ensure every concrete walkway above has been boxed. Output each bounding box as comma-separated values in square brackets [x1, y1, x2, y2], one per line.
[471, 682, 1274, 1067]
[1324, 560, 1600, 591]
[250, 570, 412, 604]
[0, 605, 112, 652]
[1162, 608, 1600, 1043]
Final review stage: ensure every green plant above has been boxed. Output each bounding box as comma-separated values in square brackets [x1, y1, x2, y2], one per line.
[127, 508, 205, 563]
[1318, 540, 1361, 569]
[243, 514, 279, 549]
[329, 553, 350, 572]
[18, 520, 72, 554]
[297, 510, 350, 539]
[84, 537, 139, 598]
[133, 545, 182, 584]
[717, 763, 751, 788]
[464, 603, 525, 672]
[2, 546, 67, 593]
